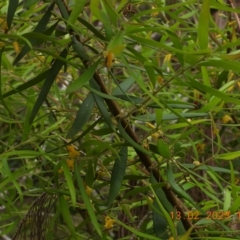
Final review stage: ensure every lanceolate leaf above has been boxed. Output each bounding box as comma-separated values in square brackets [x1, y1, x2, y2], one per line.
[55, 0, 69, 20]
[67, 59, 100, 94]
[72, 36, 90, 61]
[117, 120, 151, 156]
[59, 195, 76, 237]
[7, 0, 19, 30]
[107, 146, 128, 205]
[61, 159, 76, 207]
[3, 70, 49, 98]
[0, 47, 11, 113]
[157, 139, 171, 158]
[198, 0, 210, 49]
[67, 0, 88, 30]
[13, 3, 55, 65]
[167, 163, 193, 203]
[77, 17, 106, 40]
[75, 162, 102, 237]
[152, 201, 169, 238]
[90, 79, 115, 131]
[29, 48, 68, 124]
[66, 93, 94, 139]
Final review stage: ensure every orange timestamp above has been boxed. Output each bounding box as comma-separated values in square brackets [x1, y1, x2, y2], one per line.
[170, 211, 232, 220]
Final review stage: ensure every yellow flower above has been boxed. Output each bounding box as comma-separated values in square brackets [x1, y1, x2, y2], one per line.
[85, 185, 92, 196]
[227, 85, 234, 92]
[66, 158, 74, 170]
[104, 51, 115, 69]
[157, 75, 164, 84]
[222, 115, 232, 124]
[236, 81, 240, 89]
[142, 139, 149, 150]
[66, 145, 80, 158]
[13, 41, 20, 54]
[145, 122, 163, 141]
[163, 54, 172, 64]
[0, 18, 7, 31]
[104, 216, 114, 229]
[151, 6, 158, 17]
[168, 237, 174, 240]
[196, 143, 205, 154]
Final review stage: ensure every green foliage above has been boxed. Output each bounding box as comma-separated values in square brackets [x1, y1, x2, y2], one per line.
[1, 0, 240, 239]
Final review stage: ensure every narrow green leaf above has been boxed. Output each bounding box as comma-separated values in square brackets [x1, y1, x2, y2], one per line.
[116, 219, 160, 239]
[144, 62, 156, 86]
[149, 185, 177, 238]
[7, 0, 19, 30]
[107, 146, 128, 205]
[157, 139, 171, 158]
[150, 173, 174, 212]
[0, 47, 11, 113]
[230, 161, 237, 200]
[13, 3, 55, 65]
[72, 36, 90, 61]
[88, 86, 124, 101]
[61, 159, 76, 207]
[167, 163, 193, 203]
[152, 205, 168, 238]
[22, 32, 65, 47]
[200, 59, 240, 73]
[126, 46, 147, 63]
[179, 226, 194, 240]
[229, 196, 240, 213]
[117, 120, 152, 156]
[155, 109, 163, 126]
[85, 160, 95, 187]
[0, 33, 32, 50]
[134, 113, 209, 122]
[29, 48, 68, 124]
[112, 77, 135, 95]
[23, 0, 38, 8]
[75, 162, 102, 237]
[223, 188, 231, 211]
[78, 17, 105, 40]
[3, 70, 49, 98]
[216, 71, 228, 88]
[67, 60, 100, 94]
[67, 0, 88, 30]
[107, 31, 125, 56]
[198, 0, 210, 49]
[129, 34, 211, 55]
[90, 0, 110, 30]
[67, 93, 94, 139]
[186, 77, 240, 105]
[201, 66, 211, 100]
[55, 0, 69, 20]
[59, 195, 76, 238]
[90, 79, 115, 131]
[2, 158, 23, 203]
[151, 173, 188, 236]
[199, 80, 235, 112]
[166, 30, 184, 66]
[217, 151, 240, 160]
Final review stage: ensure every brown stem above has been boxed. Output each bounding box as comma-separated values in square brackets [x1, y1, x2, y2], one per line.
[59, 0, 195, 235]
